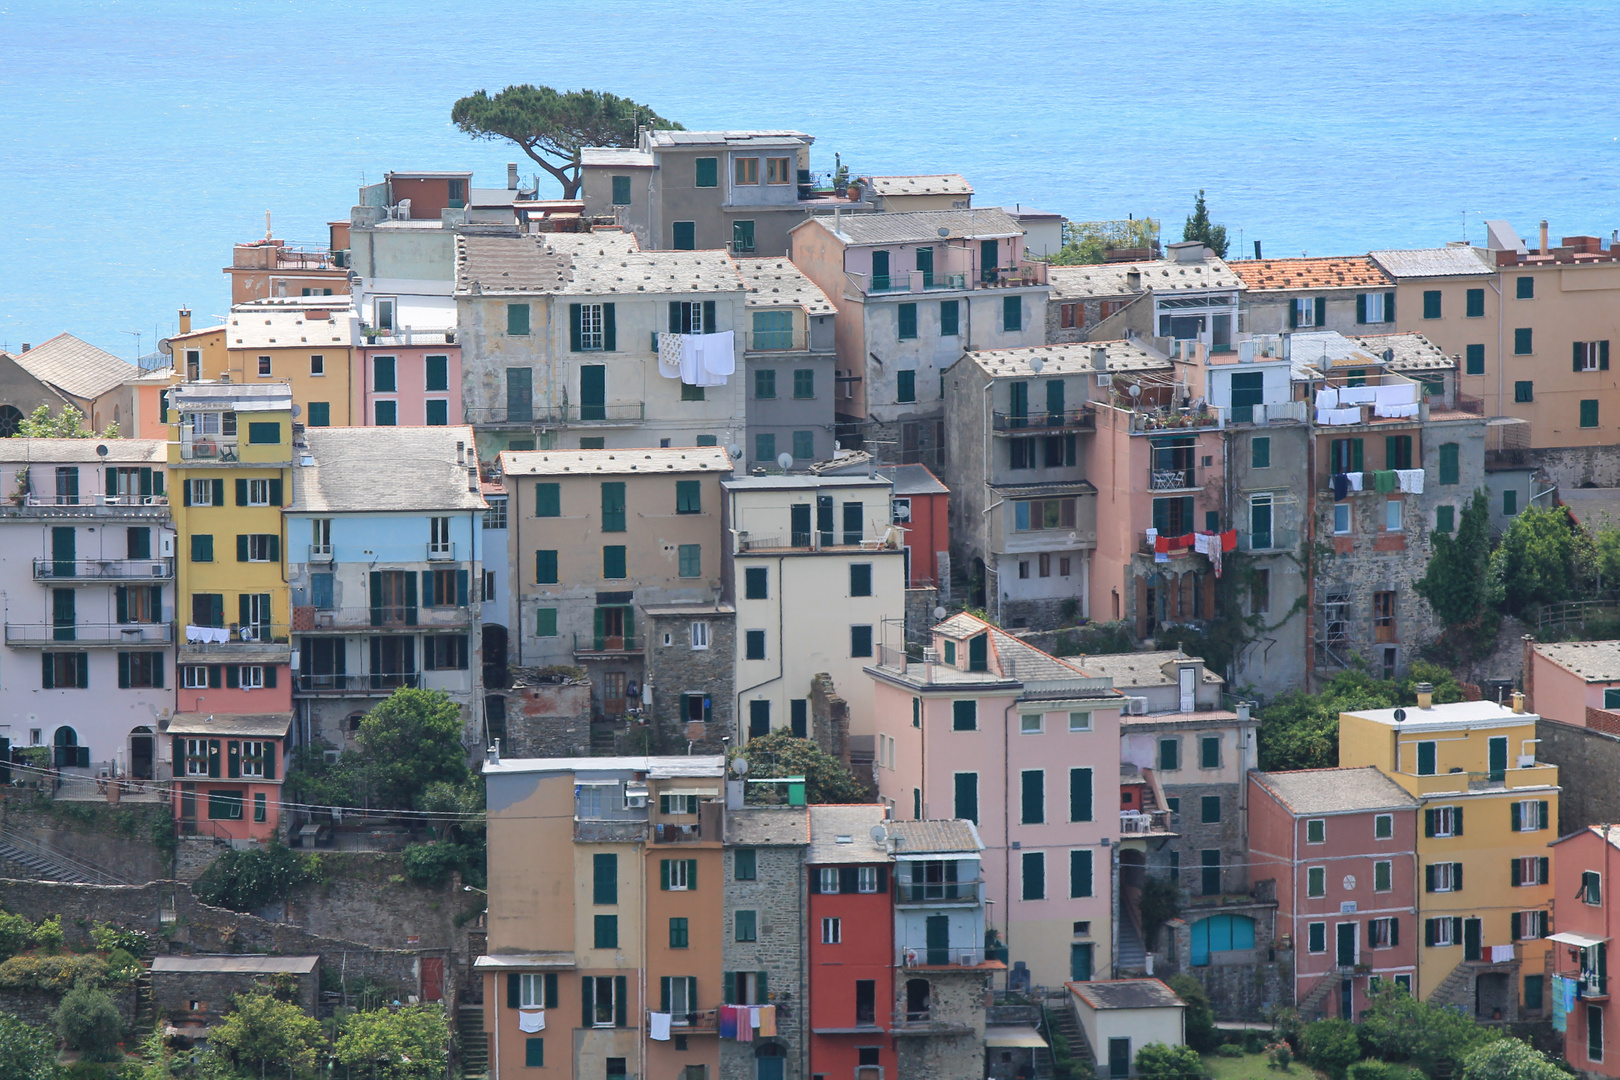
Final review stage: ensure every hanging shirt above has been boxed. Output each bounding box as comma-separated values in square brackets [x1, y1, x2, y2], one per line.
[1345, 472, 1364, 491]
[1333, 474, 1349, 501]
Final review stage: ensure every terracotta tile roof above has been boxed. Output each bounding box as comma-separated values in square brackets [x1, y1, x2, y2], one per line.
[1227, 256, 1392, 292]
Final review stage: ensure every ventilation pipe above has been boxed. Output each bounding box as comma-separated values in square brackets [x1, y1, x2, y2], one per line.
[508, 163, 519, 190]
[1539, 220, 1550, 255]
[1416, 682, 1433, 710]
[1512, 690, 1526, 714]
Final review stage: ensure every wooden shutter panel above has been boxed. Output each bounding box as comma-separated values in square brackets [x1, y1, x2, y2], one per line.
[507, 974, 520, 1008]
[603, 303, 616, 351]
[266, 535, 278, 563]
[405, 573, 417, 626]
[1389, 917, 1399, 946]
[702, 301, 716, 332]
[1425, 919, 1436, 947]
[116, 587, 128, 624]
[660, 859, 669, 890]
[263, 742, 275, 780]
[117, 652, 130, 689]
[208, 665, 222, 689]
[722, 972, 735, 1004]
[1367, 920, 1376, 947]
[1288, 301, 1298, 329]
[1576, 342, 1585, 372]
[1454, 863, 1463, 890]
[227, 741, 240, 779]
[151, 654, 163, 690]
[1512, 859, 1523, 887]
[613, 975, 626, 1026]
[757, 971, 768, 1002]
[840, 867, 857, 894]
[1540, 857, 1550, 883]
[263, 664, 276, 689]
[569, 305, 583, 351]
[150, 586, 163, 624]
[581, 977, 593, 1027]
[1385, 292, 1395, 321]
[1540, 801, 1549, 829]
[1356, 294, 1367, 323]
[808, 870, 820, 894]
[236, 479, 248, 506]
[211, 595, 224, 626]
[226, 665, 239, 688]
[660, 976, 670, 1013]
[1314, 297, 1326, 326]
[212, 479, 225, 505]
[669, 302, 681, 333]
[686, 859, 697, 890]
[182, 482, 192, 507]
[40, 653, 53, 689]
[1071, 767, 1093, 822]
[1454, 807, 1463, 835]
[269, 478, 282, 505]
[457, 570, 469, 607]
[208, 739, 221, 778]
[1452, 917, 1463, 943]
[1425, 864, 1435, 892]
[1604, 341, 1611, 370]
[421, 571, 435, 607]
[1424, 808, 1435, 837]
[1511, 802, 1521, 831]
[370, 572, 383, 625]
[545, 974, 557, 1008]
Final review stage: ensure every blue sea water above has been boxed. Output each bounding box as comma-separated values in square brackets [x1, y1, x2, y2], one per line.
[4, 0, 1620, 357]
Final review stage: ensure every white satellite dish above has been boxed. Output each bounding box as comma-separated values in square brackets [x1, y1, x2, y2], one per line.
[893, 502, 912, 521]
[727, 444, 742, 460]
[1128, 384, 1142, 398]
[157, 338, 173, 356]
[291, 403, 302, 418]
[776, 452, 793, 471]
[870, 824, 888, 844]
[1028, 356, 1045, 374]
[933, 605, 947, 620]
[730, 757, 749, 776]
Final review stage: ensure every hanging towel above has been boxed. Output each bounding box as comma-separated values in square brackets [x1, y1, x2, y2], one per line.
[679, 335, 703, 385]
[750, 1006, 762, 1029]
[1375, 402, 1420, 418]
[1491, 944, 1515, 964]
[518, 1009, 545, 1034]
[1395, 469, 1425, 494]
[1372, 383, 1416, 407]
[649, 1012, 672, 1041]
[757, 1005, 777, 1037]
[1374, 470, 1398, 493]
[1333, 473, 1349, 501]
[657, 333, 684, 379]
[1338, 386, 1377, 405]
[1346, 472, 1364, 491]
[735, 1006, 754, 1042]
[688, 330, 737, 387]
[1315, 388, 1340, 410]
[719, 1006, 738, 1039]
[1193, 532, 1213, 555]
[1154, 536, 1170, 554]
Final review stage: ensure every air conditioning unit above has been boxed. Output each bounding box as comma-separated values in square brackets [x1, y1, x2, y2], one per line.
[1125, 696, 1150, 716]
[150, 564, 165, 577]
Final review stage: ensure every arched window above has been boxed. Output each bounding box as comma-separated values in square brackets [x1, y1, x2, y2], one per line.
[53, 726, 84, 768]
[1190, 913, 1256, 966]
[0, 405, 23, 437]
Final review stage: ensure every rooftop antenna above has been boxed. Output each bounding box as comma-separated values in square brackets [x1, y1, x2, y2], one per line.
[265, 210, 272, 242]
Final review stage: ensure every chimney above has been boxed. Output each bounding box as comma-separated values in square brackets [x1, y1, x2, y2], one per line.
[1125, 270, 1141, 291]
[486, 738, 501, 766]
[1254, 240, 1262, 260]
[1512, 689, 1526, 714]
[507, 163, 519, 191]
[1090, 346, 1109, 371]
[1540, 220, 1550, 255]
[1416, 682, 1433, 710]
[20, 343, 29, 353]
[1236, 701, 1250, 724]
[178, 308, 192, 335]
[456, 440, 466, 465]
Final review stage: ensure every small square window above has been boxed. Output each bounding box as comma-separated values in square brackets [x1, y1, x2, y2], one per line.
[1306, 819, 1326, 844]
[256, 356, 271, 377]
[1020, 713, 1043, 734]
[1069, 712, 1091, 732]
[1374, 813, 1393, 839]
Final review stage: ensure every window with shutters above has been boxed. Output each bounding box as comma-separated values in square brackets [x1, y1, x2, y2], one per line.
[425, 636, 469, 670]
[208, 790, 244, 820]
[1584, 871, 1602, 905]
[898, 304, 918, 341]
[182, 666, 209, 689]
[854, 865, 878, 893]
[248, 422, 279, 444]
[1295, 298, 1318, 327]
[1515, 799, 1546, 831]
[1515, 328, 1533, 355]
[1201, 795, 1221, 823]
[1374, 860, 1392, 892]
[897, 369, 916, 402]
[238, 665, 265, 689]
[1021, 770, 1044, 824]
[1306, 866, 1326, 898]
[1583, 400, 1600, 428]
[1375, 813, 1393, 839]
[1428, 918, 1458, 946]
[1306, 819, 1326, 844]
[517, 973, 553, 1008]
[1577, 341, 1606, 371]
[122, 653, 162, 688]
[577, 304, 605, 350]
[734, 910, 757, 941]
[1307, 922, 1327, 953]
[1465, 344, 1485, 375]
[246, 535, 275, 562]
[1429, 862, 1459, 892]
[941, 300, 960, 337]
[1374, 591, 1396, 642]
[734, 157, 758, 185]
[593, 915, 618, 949]
[1070, 768, 1093, 822]
[1423, 291, 1442, 319]
[240, 741, 270, 777]
[1515, 910, 1547, 941]
[850, 625, 873, 657]
[183, 739, 211, 777]
[1466, 289, 1485, 318]
[1022, 851, 1045, 900]
[1438, 442, 1459, 485]
[953, 700, 977, 731]
[190, 480, 214, 506]
[1515, 857, 1548, 886]
[1369, 917, 1397, 948]
[1158, 738, 1180, 771]
[427, 569, 458, 607]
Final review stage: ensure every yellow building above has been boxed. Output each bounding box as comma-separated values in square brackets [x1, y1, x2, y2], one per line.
[1339, 693, 1558, 1020]
[174, 300, 356, 428]
[168, 382, 295, 720]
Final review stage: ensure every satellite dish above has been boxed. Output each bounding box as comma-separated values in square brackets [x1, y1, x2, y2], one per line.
[871, 824, 888, 844]
[1128, 384, 1142, 398]
[776, 452, 793, 471]
[1383, 348, 1395, 363]
[1028, 356, 1045, 374]
[95, 444, 108, 457]
[933, 605, 947, 620]
[1067, 531, 1077, 544]
[1393, 708, 1407, 723]
[726, 444, 742, 460]
[157, 338, 173, 356]
[730, 757, 749, 776]
[937, 227, 950, 237]
[893, 501, 911, 521]
[291, 403, 302, 418]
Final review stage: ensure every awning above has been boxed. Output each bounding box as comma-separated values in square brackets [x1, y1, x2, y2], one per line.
[1549, 931, 1609, 950]
[985, 1025, 1047, 1049]
[660, 788, 719, 797]
[472, 953, 576, 970]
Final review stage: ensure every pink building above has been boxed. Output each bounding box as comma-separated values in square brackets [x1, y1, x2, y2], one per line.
[1526, 638, 1620, 732]
[168, 713, 289, 842]
[1548, 826, 1620, 1074]
[357, 343, 462, 427]
[865, 611, 1122, 988]
[1248, 768, 1421, 1019]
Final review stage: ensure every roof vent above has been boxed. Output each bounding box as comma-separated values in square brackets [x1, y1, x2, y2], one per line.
[835, 835, 853, 844]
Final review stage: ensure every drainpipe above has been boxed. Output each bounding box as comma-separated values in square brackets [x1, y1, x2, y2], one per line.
[1003, 700, 1016, 974]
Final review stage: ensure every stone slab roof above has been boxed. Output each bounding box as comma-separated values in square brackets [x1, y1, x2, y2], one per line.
[501, 447, 733, 477]
[807, 804, 889, 864]
[151, 956, 317, 974]
[1070, 979, 1185, 1010]
[965, 340, 1169, 379]
[812, 208, 1023, 246]
[291, 426, 486, 514]
[725, 807, 809, 846]
[1048, 258, 1243, 298]
[455, 234, 572, 294]
[11, 334, 143, 400]
[736, 258, 836, 314]
[933, 612, 1092, 683]
[0, 438, 165, 464]
[542, 230, 643, 257]
[875, 463, 949, 496]
[580, 148, 655, 167]
[1228, 256, 1392, 292]
[170, 382, 291, 412]
[1350, 332, 1456, 371]
[886, 819, 982, 854]
[1249, 766, 1421, 815]
[1370, 247, 1494, 278]
[226, 307, 352, 350]
[1072, 650, 1224, 688]
[864, 174, 973, 196]
[646, 130, 810, 148]
[166, 713, 292, 738]
[1533, 640, 1620, 682]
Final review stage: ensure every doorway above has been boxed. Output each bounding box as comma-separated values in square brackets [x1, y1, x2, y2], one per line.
[755, 1042, 785, 1080]
[905, 978, 931, 1021]
[129, 727, 154, 781]
[1108, 1037, 1132, 1079]
[926, 915, 950, 965]
[482, 623, 509, 688]
[602, 672, 628, 717]
[1475, 972, 1511, 1021]
[1336, 923, 1357, 967]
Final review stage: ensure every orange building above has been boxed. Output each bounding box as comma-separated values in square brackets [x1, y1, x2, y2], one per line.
[644, 826, 725, 1078]
[167, 713, 289, 842]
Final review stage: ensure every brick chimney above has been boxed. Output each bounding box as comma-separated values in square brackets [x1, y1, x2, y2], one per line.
[178, 308, 192, 335]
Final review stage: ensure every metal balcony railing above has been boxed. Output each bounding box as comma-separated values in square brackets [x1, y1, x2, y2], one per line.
[744, 331, 815, 352]
[573, 633, 641, 654]
[993, 407, 1095, 432]
[653, 822, 702, 844]
[896, 880, 984, 905]
[182, 623, 291, 647]
[295, 673, 423, 694]
[898, 945, 988, 969]
[299, 606, 469, 631]
[180, 435, 240, 461]
[32, 558, 174, 581]
[1150, 467, 1198, 491]
[6, 622, 174, 646]
[1120, 810, 1175, 835]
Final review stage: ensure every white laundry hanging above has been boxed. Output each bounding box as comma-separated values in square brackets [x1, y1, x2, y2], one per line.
[518, 1009, 545, 1033]
[1345, 472, 1364, 491]
[648, 1012, 671, 1041]
[1337, 386, 1377, 405]
[1315, 388, 1339, 410]
[657, 333, 684, 379]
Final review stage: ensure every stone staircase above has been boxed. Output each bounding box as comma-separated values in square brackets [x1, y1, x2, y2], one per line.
[1044, 992, 1094, 1078]
[1116, 918, 1148, 974]
[0, 832, 120, 883]
[457, 1004, 489, 1078]
[131, 968, 156, 1040]
[1297, 969, 1341, 1018]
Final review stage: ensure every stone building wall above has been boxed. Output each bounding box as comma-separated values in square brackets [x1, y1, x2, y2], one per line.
[893, 968, 991, 1080]
[1151, 781, 1249, 900]
[1535, 717, 1620, 835]
[905, 586, 939, 648]
[151, 966, 319, 1023]
[721, 842, 807, 1080]
[1164, 904, 1289, 1021]
[811, 673, 850, 764]
[0, 799, 173, 886]
[492, 667, 593, 758]
[0, 986, 135, 1030]
[645, 611, 736, 754]
[1515, 444, 1620, 490]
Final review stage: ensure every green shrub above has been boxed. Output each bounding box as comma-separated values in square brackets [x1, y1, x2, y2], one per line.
[194, 841, 316, 913]
[29, 915, 63, 953]
[1268, 1041, 1293, 1070]
[0, 952, 109, 992]
[1135, 1042, 1205, 1080]
[401, 841, 468, 887]
[104, 949, 142, 981]
[91, 923, 153, 957]
[0, 910, 35, 960]
[1349, 1062, 1416, 1080]
[0, 1011, 57, 1080]
[1302, 1018, 1363, 1079]
[55, 983, 123, 1061]
[1217, 1044, 1245, 1058]
[1167, 975, 1218, 1052]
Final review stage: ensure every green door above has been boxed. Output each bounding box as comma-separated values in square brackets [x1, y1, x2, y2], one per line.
[981, 239, 999, 282]
[1489, 736, 1508, 781]
[916, 246, 934, 286]
[1108, 1038, 1131, 1079]
[871, 250, 890, 290]
[1070, 942, 1094, 981]
[52, 589, 75, 641]
[926, 914, 950, 965]
[1230, 371, 1265, 423]
[1464, 918, 1482, 961]
[1336, 922, 1356, 967]
[51, 527, 75, 579]
[579, 365, 606, 421]
[505, 367, 532, 423]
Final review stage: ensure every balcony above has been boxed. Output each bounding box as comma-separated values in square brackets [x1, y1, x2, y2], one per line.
[646, 1009, 720, 1034]
[993, 407, 1095, 433]
[737, 531, 899, 553]
[1129, 409, 1222, 434]
[179, 433, 240, 462]
[849, 268, 1019, 296]
[1120, 810, 1176, 836]
[0, 494, 169, 519]
[1402, 763, 1558, 796]
[653, 822, 702, 844]
[1238, 528, 1300, 553]
[1228, 400, 1308, 426]
[33, 558, 173, 582]
[427, 542, 455, 561]
[308, 545, 333, 563]
[574, 816, 649, 843]
[896, 880, 984, 906]
[899, 944, 989, 968]
[744, 330, 817, 352]
[295, 607, 471, 632]
[5, 622, 174, 647]
[1149, 467, 1198, 491]
[295, 673, 423, 695]
[573, 633, 641, 656]
[1581, 973, 1608, 1001]
[462, 403, 647, 427]
[179, 623, 291, 661]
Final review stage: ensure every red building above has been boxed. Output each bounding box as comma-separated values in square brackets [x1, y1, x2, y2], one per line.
[168, 713, 289, 842]
[877, 464, 950, 589]
[808, 805, 895, 1080]
[1248, 768, 1421, 1019]
[1550, 826, 1620, 1073]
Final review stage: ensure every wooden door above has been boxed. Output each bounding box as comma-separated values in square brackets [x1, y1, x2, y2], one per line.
[602, 672, 627, 717]
[419, 956, 444, 1002]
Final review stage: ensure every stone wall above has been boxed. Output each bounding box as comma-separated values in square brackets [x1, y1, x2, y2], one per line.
[645, 611, 736, 754]
[893, 968, 991, 1080]
[277, 852, 481, 957]
[1535, 718, 1620, 835]
[1154, 781, 1250, 900]
[0, 879, 430, 1001]
[1164, 903, 1289, 1020]
[151, 965, 319, 1024]
[0, 797, 173, 885]
[1517, 445, 1620, 490]
[905, 586, 939, 647]
[493, 668, 593, 758]
[0, 985, 136, 1031]
[810, 673, 850, 765]
[174, 837, 224, 883]
[721, 843, 807, 1080]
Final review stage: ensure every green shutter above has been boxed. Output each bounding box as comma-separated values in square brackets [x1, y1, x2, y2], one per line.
[1071, 849, 1093, 898]
[603, 303, 616, 351]
[1511, 802, 1521, 832]
[212, 479, 224, 506]
[581, 977, 593, 1027]
[569, 304, 583, 351]
[208, 739, 221, 778]
[507, 974, 520, 1008]
[369, 571, 383, 625]
[1454, 806, 1463, 835]
[601, 482, 626, 531]
[703, 301, 716, 331]
[722, 972, 735, 1004]
[262, 742, 275, 780]
[1385, 292, 1396, 321]
[117, 651, 130, 688]
[236, 535, 248, 562]
[457, 570, 469, 607]
[1070, 767, 1093, 822]
[235, 479, 248, 506]
[545, 974, 557, 1008]
[593, 853, 617, 904]
[266, 535, 278, 563]
[1356, 294, 1367, 324]
[227, 741, 240, 779]
[1424, 808, 1436, 837]
[535, 483, 560, 517]
[262, 663, 275, 689]
[686, 859, 696, 891]
[660, 859, 669, 890]
[404, 572, 417, 625]
[1289, 301, 1299, 329]
[421, 571, 436, 607]
[1512, 860, 1523, 887]
[660, 976, 670, 1013]
[226, 664, 239, 688]
[614, 976, 626, 1026]
[116, 587, 128, 624]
